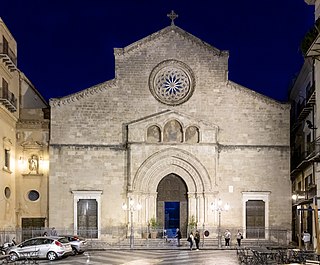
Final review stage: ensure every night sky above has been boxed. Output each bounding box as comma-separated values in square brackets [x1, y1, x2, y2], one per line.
[0, 0, 315, 102]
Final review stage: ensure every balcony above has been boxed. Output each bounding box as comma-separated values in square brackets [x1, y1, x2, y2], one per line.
[293, 85, 315, 124]
[301, 17, 320, 58]
[0, 86, 17, 112]
[0, 43, 17, 72]
[292, 188, 316, 205]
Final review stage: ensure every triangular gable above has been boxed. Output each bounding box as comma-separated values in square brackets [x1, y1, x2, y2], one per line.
[114, 25, 229, 58]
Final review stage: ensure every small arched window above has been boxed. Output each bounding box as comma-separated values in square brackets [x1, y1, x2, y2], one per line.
[147, 125, 161, 142]
[185, 126, 199, 143]
[163, 120, 182, 143]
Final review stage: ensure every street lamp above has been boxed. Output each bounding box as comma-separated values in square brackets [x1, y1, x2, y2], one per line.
[122, 197, 142, 249]
[211, 199, 230, 248]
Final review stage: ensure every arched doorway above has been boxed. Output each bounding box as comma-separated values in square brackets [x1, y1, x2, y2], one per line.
[157, 173, 188, 238]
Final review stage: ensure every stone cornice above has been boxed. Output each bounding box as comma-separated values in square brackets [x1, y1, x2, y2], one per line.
[17, 119, 49, 129]
[49, 79, 117, 107]
[219, 144, 289, 151]
[50, 143, 126, 151]
[49, 143, 289, 151]
[114, 25, 229, 58]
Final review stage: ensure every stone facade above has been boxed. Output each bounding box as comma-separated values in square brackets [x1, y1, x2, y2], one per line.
[49, 24, 290, 240]
[0, 18, 49, 234]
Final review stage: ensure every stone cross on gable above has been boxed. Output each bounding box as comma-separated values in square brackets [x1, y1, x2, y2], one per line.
[167, 10, 178, 25]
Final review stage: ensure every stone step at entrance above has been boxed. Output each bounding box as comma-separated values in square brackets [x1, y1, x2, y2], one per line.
[87, 237, 283, 250]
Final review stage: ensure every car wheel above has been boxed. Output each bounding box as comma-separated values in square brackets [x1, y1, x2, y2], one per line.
[9, 252, 19, 261]
[47, 251, 58, 261]
[78, 251, 84, 255]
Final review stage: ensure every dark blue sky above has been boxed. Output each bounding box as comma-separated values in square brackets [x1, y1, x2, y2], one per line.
[0, 0, 315, 102]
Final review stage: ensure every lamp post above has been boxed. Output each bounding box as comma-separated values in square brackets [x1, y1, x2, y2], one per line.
[122, 197, 142, 249]
[211, 199, 230, 248]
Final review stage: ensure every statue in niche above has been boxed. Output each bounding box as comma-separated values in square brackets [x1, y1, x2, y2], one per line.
[185, 126, 199, 143]
[163, 120, 182, 142]
[28, 154, 39, 174]
[147, 125, 161, 142]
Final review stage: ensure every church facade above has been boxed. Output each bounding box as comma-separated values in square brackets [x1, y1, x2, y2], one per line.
[49, 20, 291, 241]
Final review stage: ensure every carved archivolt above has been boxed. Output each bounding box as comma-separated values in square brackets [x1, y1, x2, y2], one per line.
[132, 148, 213, 194]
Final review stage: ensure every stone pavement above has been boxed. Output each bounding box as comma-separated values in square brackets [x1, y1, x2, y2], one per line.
[37, 249, 240, 264]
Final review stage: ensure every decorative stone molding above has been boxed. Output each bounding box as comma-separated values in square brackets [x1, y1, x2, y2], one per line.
[17, 120, 49, 129]
[49, 79, 117, 107]
[116, 25, 229, 58]
[132, 147, 214, 194]
[21, 140, 46, 150]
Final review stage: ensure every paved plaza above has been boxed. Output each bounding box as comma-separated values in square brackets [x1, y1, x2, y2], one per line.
[36, 249, 239, 264]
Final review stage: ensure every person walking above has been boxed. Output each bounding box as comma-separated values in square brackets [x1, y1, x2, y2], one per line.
[236, 230, 243, 247]
[194, 230, 200, 251]
[224, 229, 231, 247]
[175, 228, 182, 246]
[302, 231, 311, 250]
[187, 232, 195, 250]
[50, 227, 58, 236]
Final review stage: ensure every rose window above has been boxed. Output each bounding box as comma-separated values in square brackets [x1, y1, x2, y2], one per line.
[149, 60, 195, 105]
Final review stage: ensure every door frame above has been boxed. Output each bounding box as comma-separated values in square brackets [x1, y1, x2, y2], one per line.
[242, 191, 270, 239]
[71, 190, 102, 238]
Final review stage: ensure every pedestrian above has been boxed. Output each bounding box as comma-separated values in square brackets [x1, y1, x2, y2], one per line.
[187, 232, 195, 250]
[194, 230, 200, 251]
[302, 231, 311, 250]
[236, 230, 243, 247]
[50, 227, 58, 236]
[224, 229, 231, 247]
[175, 228, 182, 246]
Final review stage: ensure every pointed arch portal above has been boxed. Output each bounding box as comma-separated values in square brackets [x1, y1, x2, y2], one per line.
[131, 148, 217, 235]
[157, 173, 188, 237]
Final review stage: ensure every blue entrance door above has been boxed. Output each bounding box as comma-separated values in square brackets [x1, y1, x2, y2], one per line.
[165, 202, 180, 238]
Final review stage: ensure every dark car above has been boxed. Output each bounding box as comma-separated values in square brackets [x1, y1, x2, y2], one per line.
[61, 236, 87, 255]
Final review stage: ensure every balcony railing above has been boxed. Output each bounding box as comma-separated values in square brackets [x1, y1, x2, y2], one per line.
[301, 17, 320, 57]
[0, 86, 17, 112]
[292, 187, 316, 205]
[295, 99, 314, 123]
[0, 43, 17, 71]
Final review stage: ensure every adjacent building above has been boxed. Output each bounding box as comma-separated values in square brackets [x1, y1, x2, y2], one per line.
[0, 18, 49, 241]
[289, 0, 320, 251]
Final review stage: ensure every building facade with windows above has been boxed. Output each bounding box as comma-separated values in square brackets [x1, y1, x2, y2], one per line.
[49, 18, 291, 242]
[289, 57, 316, 248]
[0, 18, 49, 237]
[288, 0, 320, 251]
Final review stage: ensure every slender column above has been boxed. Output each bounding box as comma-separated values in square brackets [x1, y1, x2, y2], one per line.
[218, 210, 222, 248]
[130, 210, 134, 249]
[198, 193, 204, 225]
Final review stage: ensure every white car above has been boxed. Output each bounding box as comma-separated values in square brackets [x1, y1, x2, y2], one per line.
[9, 236, 72, 261]
[61, 235, 87, 255]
